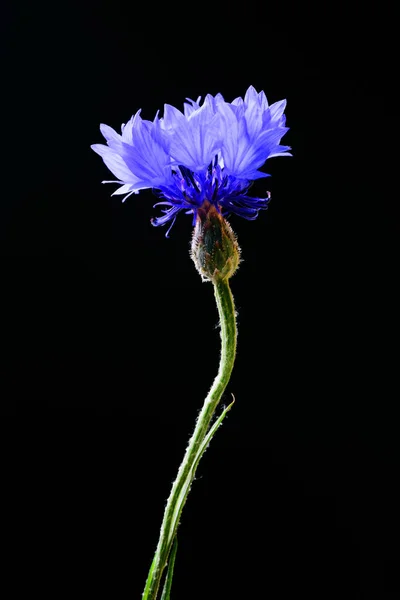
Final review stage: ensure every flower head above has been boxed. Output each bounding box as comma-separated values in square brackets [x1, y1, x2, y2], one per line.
[91, 85, 291, 236]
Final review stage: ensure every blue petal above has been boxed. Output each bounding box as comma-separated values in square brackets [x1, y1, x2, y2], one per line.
[118, 117, 174, 187]
[263, 100, 287, 128]
[163, 102, 222, 172]
[91, 144, 145, 187]
[217, 103, 250, 177]
[183, 96, 202, 117]
[244, 85, 259, 108]
[111, 183, 136, 196]
[100, 123, 122, 144]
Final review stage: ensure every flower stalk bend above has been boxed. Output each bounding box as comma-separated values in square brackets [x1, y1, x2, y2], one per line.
[143, 276, 237, 600]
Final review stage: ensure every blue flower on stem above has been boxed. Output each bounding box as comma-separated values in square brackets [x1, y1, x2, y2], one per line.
[91, 85, 291, 236]
[92, 86, 292, 600]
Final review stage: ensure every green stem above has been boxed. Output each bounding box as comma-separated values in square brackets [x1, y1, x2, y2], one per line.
[143, 278, 237, 600]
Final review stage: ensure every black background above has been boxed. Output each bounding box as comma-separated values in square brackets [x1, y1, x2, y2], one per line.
[2, 1, 399, 598]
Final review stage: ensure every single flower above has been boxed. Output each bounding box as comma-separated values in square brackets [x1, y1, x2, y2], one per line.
[91, 85, 291, 236]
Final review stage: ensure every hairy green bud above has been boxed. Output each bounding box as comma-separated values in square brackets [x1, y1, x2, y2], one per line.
[191, 201, 241, 282]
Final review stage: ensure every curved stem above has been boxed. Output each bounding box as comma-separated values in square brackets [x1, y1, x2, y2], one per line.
[143, 278, 237, 600]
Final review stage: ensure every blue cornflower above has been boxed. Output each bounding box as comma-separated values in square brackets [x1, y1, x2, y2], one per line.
[91, 85, 291, 236]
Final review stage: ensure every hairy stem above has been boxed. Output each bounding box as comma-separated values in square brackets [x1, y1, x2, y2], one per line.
[143, 278, 237, 600]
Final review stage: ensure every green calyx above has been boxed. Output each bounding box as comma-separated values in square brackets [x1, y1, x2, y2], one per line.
[191, 201, 241, 282]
